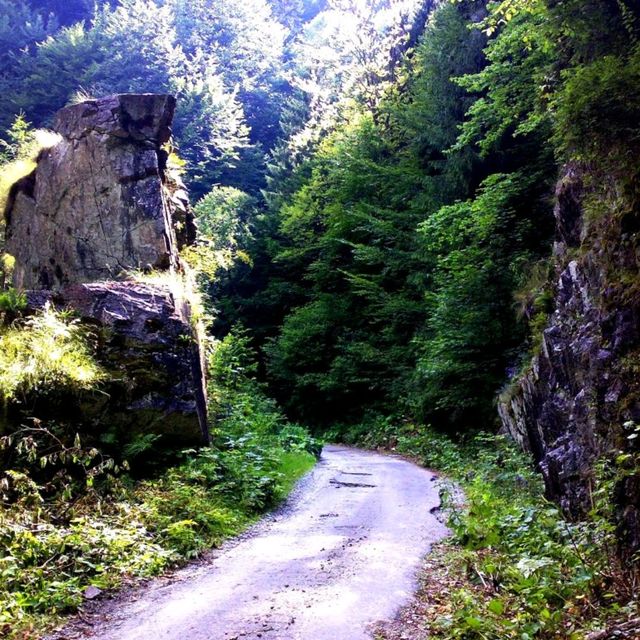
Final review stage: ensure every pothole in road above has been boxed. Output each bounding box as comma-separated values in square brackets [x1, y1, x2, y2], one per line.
[329, 479, 376, 488]
[339, 471, 373, 476]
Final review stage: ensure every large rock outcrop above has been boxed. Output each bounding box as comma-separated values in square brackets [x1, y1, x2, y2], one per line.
[499, 163, 640, 554]
[5, 94, 195, 290]
[3, 94, 208, 447]
[24, 282, 208, 446]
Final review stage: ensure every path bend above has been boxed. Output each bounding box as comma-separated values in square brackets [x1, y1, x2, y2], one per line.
[58, 445, 449, 640]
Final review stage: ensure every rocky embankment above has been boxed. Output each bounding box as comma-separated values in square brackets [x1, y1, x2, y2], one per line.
[499, 163, 640, 555]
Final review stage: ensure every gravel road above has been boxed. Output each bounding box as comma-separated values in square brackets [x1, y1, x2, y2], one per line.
[61, 445, 448, 640]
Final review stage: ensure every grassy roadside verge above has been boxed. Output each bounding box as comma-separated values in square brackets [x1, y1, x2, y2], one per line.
[329, 418, 639, 639]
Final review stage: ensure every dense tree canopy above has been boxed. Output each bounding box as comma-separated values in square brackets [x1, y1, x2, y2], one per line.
[1, 0, 639, 432]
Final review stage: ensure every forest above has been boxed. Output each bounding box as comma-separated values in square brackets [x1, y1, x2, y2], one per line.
[0, 0, 640, 638]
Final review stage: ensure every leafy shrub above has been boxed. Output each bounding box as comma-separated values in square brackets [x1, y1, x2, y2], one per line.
[0, 423, 169, 636]
[206, 328, 320, 511]
[277, 423, 323, 458]
[0, 288, 26, 314]
[0, 423, 123, 517]
[209, 328, 321, 451]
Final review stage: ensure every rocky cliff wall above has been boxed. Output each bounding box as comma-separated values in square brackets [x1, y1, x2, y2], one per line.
[2, 95, 208, 446]
[5, 94, 195, 289]
[499, 163, 640, 555]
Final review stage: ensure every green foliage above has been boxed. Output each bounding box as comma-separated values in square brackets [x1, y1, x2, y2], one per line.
[205, 329, 320, 515]
[0, 426, 315, 637]
[90, 0, 253, 194]
[261, 36, 468, 422]
[553, 45, 640, 165]
[244, 0, 639, 439]
[196, 187, 255, 250]
[209, 328, 322, 457]
[277, 423, 323, 458]
[233, 0, 556, 430]
[0, 510, 171, 633]
[0, 0, 58, 66]
[0, 289, 26, 314]
[167, 0, 289, 162]
[0, 0, 258, 196]
[454, 0, 554, 155]
[0, 422, 167, 634]
[0, 113, 33, 164]
[412, 172, 550, 428]
[458, 0, 640, 171]
[0, 422, 125, 517]
[90, 0, 183, 93]
[435, 438, 627, 640]
[0, 305, 104, 404]
[184, 186, 256, 280]
[0, 22, 103, 130]
[0, 0, 380, 199]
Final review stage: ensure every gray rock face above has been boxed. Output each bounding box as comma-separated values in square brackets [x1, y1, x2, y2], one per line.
[5, 94, 195, 289]
[24, 282, 208, 447]
[3, 95, 208, 446]
[499, 163, 640, 554]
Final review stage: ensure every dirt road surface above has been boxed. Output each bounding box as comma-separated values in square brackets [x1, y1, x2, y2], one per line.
[60, 445, 448, 640]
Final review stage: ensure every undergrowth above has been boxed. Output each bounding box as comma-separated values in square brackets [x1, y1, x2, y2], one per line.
[0, 326, 320, 639]
[340, 417, 639, 639]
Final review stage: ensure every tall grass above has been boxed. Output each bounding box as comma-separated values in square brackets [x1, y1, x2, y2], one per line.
[0, 304, 104, 403]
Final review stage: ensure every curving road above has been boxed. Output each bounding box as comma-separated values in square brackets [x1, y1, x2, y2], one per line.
[59, 445, 448, 640]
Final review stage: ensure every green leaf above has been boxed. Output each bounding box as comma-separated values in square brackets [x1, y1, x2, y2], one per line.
[488, 598, 505, 615]
[465, 616, 484, 630]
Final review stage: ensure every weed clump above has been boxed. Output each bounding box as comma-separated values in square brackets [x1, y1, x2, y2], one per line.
[0, 304, 104, 404]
